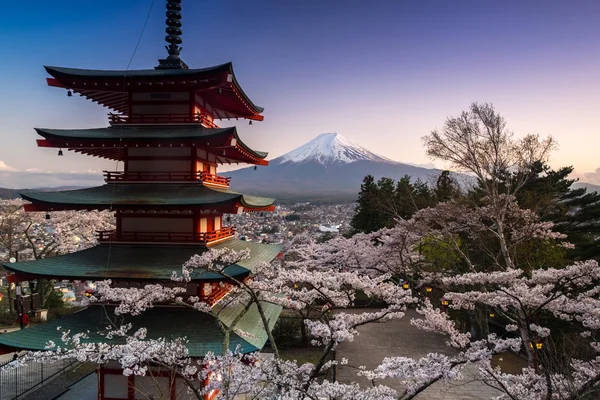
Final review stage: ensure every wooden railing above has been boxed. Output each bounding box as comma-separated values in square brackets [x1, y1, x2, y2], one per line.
[96, 227, 236, 244]
[103, 171, 231, 187]
[202, 285, 232, 306]
[200, 172, 231, 187]
[108, 112, 219, 128]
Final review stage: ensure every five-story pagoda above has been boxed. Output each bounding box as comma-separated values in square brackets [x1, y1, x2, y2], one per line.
[0, 1, 282, 398]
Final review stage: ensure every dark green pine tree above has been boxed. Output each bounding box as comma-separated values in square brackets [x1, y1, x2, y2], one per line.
[515, 162, 600, 261]
[351, 175, 387, 233]
[434, 170, 461, 202]
[351, 174, 437, 234]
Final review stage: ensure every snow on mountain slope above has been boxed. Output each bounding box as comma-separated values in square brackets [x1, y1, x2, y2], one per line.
[227, 132, 441, 201]
[276, 133, 395, 165]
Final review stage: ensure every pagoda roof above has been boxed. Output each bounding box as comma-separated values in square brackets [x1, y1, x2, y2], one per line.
[20, 184, 275, 212]
[44, 63, 264, 120]
[2, 240, 281, 282]
[34, 126, 268, 165]
[0, 302, 282, 357]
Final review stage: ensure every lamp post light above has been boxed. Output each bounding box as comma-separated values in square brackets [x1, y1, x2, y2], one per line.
[529, 339, 543, 372]
[441, 298, 449, 313]
[402, 282, 409, 290]
[425, 287, 433, 296]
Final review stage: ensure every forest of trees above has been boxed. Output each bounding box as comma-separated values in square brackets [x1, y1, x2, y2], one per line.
[352, 163, 600, 261]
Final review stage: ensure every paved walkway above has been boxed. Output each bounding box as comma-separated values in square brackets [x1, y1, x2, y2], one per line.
[336, 309, 502, 399]
[54, 371, 97, 400]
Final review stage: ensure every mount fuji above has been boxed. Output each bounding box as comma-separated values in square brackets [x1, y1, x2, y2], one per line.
[227, 133, 440, 202]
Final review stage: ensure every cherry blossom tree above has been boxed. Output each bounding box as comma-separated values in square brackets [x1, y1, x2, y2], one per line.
[0, 199, 115, 308]
[11, 103, 600, 399]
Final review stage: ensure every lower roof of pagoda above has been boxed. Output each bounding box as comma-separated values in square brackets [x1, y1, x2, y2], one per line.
[2, 239, 282, 282]
[35, 126, 268, 165]
[20, 184, 275, 212]
[0, 302, 282, 357]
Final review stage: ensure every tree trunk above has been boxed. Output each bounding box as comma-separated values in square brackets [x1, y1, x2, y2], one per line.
[300, 317, 309, 346]
[519, 324, 535, 368]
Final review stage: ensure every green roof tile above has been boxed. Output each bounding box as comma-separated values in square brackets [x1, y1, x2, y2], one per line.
[0, 303, 282, 357]
[20, 184, 275, 209]
[2, 240, 282, 281]
[34, 126, 268, 159]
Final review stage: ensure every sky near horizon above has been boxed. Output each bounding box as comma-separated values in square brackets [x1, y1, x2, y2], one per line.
[0, 0, 599, 188]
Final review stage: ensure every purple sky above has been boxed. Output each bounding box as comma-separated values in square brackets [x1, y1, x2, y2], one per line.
[1, 0, 600, 188]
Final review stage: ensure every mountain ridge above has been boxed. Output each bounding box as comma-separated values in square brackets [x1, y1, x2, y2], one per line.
[276, 133, 395, 165]
[228, 133, 440, 202]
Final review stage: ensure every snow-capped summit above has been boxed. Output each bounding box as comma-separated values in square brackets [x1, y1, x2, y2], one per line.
[276, 133, 394, 165]
[227, 132, 438, 201]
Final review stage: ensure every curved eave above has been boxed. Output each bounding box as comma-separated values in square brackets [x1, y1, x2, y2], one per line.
[34, 126, 269, 165]
[2, 240, 282, 282]
[44, 63, 264, 120]
[224, 63, 264, 116]
[0, 302, 282, 357]
[19, 184, 275, 212]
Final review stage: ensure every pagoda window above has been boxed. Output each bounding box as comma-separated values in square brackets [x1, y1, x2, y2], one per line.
[214, 216, 222, 230]
[195, 161, 217, 175]
[206, 217, 215, 232]
[199, 217, 207, 233]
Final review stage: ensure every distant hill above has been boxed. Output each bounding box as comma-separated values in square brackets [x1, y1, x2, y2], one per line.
[573, 181, 600, 194]
[0, 188, 20, 199]
[228, 133, 442, 202]
[0, 186, 86, 199]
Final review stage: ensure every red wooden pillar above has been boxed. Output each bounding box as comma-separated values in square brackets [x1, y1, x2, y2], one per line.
[190, 146, 196, 181]
[127, 374, 135, 399]
[193, 210, 200, 240]
[170, 373, 177, 400]
[97, 365, 104, 400]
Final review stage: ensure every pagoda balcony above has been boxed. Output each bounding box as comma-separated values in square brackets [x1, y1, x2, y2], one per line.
[103, 171, 231, 187]
[96, 227, 236, 245]
[201, 285, 233, 306]
[108, 112, 219, 128]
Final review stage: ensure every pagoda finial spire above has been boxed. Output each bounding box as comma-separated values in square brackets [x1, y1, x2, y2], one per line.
[157, 0, 188, 69]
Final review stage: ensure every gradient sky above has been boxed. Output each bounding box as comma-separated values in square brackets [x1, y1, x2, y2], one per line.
[1, 0, 600, 188]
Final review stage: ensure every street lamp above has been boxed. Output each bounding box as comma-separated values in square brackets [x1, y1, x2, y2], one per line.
[402, 283, 409, 289]
[489, 312, 495, 318]
[529, 338, 543, 372]
[425, 287, 433, 293]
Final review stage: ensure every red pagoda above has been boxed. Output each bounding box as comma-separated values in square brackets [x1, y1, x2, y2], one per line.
[0, 1, 281, 398]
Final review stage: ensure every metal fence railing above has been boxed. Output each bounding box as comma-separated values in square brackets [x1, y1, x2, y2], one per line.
[0, 356, 76, 400]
